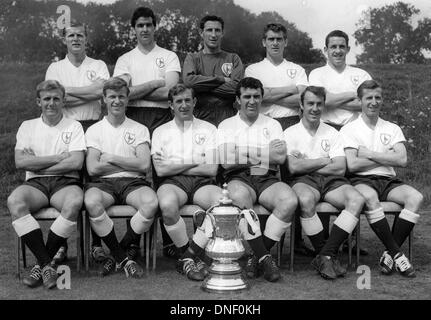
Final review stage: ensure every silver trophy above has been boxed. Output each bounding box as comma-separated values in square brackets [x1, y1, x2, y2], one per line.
[202, 184, 259, 293]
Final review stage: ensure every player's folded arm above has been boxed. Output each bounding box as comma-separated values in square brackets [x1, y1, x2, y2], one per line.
[66, 79, 106, 101]
[15, 149, 61, 171]
[35, 151, 85, 175]
[128, 79, 165, 100]
[104, 142, 152, 173]
[315, 156, 346, 176]
[344, 147, 380, 173]
[287, 154, 328, 176]
[86, 147, 123, 177]
[144, 71, 179, 101]
[368, 142, 407, 168]
[324, 91, 358, 110]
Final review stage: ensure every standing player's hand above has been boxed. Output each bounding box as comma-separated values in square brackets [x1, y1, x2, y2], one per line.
[23, 148, 35, 156]
[58, 151, 71, 162]
[291, 150, 307, 159]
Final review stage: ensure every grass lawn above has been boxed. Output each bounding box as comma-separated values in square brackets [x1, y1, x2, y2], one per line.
[1, 212, 431, 300]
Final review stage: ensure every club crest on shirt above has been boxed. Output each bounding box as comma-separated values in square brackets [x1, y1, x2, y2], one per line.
[221, 63, 233, 77]
[62, 132, 72, 144]
[351, 75, 360, 86]
[156, 58, 165, 68]
[321, 139, 330, 152]
[124, 132, 136, 145]
[286, 69, 297, 79]
[86, 70, 97, 81]
[195, 134, 206, 145]
[380, 133, 391, 145]
[263, 128, 270, 140]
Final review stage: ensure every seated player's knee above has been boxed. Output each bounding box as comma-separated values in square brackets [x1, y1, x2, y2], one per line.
[7, 193, 27, 219]
[62, 196, 83, 221]
[362, 191, 379, 209]
[346, 190, 365, 215]
[275, 195, 297, 220]
[84, 194, 103, 217]
[158, 198, 179, 224]
[138, 195, 159, 218]
[297, 192, 315, 215]
[405, 190, 424, 210]
[228, 186, 252, 208]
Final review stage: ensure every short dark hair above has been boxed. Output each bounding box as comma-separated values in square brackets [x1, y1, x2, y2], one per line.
[62, 20, 87, 37]
[263, 23, 287, 39]
[236, 77, 264, 98]
[168, 84, 195, 102]
[36, 80, 65, 98]
[325, 30, 349, 47]
[357, 80, 381, 99]
[103, 77, 130, 96]
[199, 15, 224, 30]
[131, 7, 157, 28]
[300, 86, 326, 105]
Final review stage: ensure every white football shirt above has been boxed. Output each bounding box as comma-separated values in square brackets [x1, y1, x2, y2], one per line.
[340, 116, 406, 177]
[284, 120, 345, 160]
[85, 117, 150, 178]
[308, 64, 371, 126]
[151, 118, 217, 166]
[245, 58, 308, 118]
[217, 113, 283, 172]
[15, 116, 86, 180]
[45, 56, 110, 121]
[113, 45, 181, 109]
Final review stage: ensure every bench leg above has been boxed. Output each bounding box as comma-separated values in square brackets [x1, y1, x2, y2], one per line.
[290, 218, 295, 272]
[76, 212, 82, 273]
[84, 211, 90, 272]
[347, 233, 352, 268]
[22, 238, 27, 269]
[356, 222, 360, 268]
[16, 236, 21, 279]
[408, 230, 413, 262]
[152, 218, 158, 271]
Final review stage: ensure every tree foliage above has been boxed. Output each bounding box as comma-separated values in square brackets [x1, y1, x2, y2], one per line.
[354, 1, 431, 64]
[0, 0, 324, 65]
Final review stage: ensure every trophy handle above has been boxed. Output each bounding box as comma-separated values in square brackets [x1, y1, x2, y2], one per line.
[241, 209, 260, 234]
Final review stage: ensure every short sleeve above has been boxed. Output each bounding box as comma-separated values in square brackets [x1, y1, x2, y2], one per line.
[283, 128, 295, 156]
[113, 55, 129, 77]
[45, 63, 58, 81]
[339, 126, 359, 150]
[308, 69, 323, 87]
[216, 122, 233, 147]
[271, 120, 284, 141]
[68, 122, 86, 152]
[151, 127, 162, 155]
[85, 124, 101, 151]
[135, 125, 151, 148]
[15, 122, 29, 150]
[391, 125, 406, 147]
[329, 133, 346, 158]
[296, 66, 309, 87]
[165, 52, 181, 73]
[97, 61, 110, 80]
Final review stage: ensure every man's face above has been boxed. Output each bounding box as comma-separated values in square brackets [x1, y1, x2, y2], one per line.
[104, 87, 129, 117]
[64, 26, 86, 55]
[169, 89, 196, 122]
[134, 16, 155, 46]
[37, 89, 64, 119]
[200, 20, 223, 50]
[237, 87, 262, 120]
[301, 91, 324, 125]
[325, 36, 350, 69]
[360, 87, 383, 118]
[263, 30, 287, 59]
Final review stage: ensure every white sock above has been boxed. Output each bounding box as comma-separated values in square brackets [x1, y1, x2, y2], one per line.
[90, 212, 114, 237]
[164, 217, 189, 248]
[365, 207, 385, 224]
[264, 214, 291, 241]
[12, 214, 40, 237]
[334, 210, 358, 234]
[300, 214, 323, 236]
[50, 215, 76, 238]
[399, 208, 420, 224]
[130, 210, 154, 234]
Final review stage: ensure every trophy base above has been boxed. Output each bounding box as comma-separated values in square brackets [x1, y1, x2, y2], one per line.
[201, 262, 249, 293]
